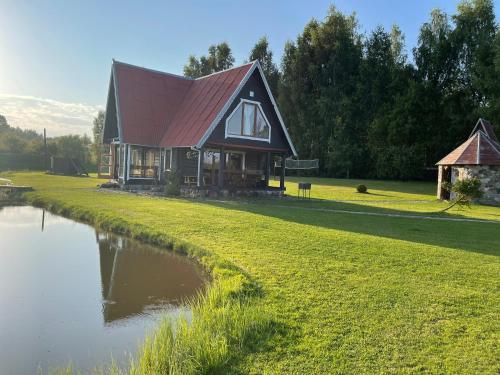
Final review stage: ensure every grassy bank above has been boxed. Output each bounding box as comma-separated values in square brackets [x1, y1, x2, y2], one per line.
[3, 172, 500, 374]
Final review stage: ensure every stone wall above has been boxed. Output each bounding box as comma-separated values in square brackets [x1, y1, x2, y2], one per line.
[451, 165, 500, 206]
[180, 186, 284, 199]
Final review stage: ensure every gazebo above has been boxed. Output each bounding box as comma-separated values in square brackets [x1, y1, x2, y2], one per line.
[436, 118, 500, 206]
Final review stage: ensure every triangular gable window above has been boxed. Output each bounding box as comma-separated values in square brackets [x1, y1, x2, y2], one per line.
[226, 100, 271, 142]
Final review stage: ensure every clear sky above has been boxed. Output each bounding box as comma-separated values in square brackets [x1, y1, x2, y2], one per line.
[1, 0, 498, 136]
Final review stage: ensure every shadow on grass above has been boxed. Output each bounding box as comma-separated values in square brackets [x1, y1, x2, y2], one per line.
[198, 197, 500, 257]
[278, 176, 436, 196]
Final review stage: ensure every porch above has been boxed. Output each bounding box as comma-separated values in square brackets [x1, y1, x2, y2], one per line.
[99, 144, 288, 195]
[177, 146, 287, 195]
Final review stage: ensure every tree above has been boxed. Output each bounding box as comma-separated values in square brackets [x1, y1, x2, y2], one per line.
[0, 115, 8, 130]
[441, 177, 482, 211]
[54, 134, 91, 161]
[249, 36, 280, 95]
[183, 42, 235, 78]
[0, 133, 28, 153]
[92, 111, 105, 162]
[279, 6, 363, 177]
[390, 25, 407, 65]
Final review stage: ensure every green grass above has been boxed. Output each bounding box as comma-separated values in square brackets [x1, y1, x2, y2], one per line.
[3, 172, 500, 374]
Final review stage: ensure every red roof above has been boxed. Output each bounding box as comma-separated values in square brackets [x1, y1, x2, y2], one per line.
[437, 121, 500, 166]
[112, 60, 254, 147]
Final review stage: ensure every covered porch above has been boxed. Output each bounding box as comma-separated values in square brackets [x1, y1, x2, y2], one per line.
[99, 144, 288, 196]
[194, 147, 286, 191]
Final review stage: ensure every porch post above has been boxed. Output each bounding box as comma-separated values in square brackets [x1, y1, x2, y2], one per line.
[437, 165, 443, 199]
[264, 152, 271, 188]
[218, 148, 225, 189]
[280, 154, 286, 190]
[126, 144, 130, 182]
[197, 147, 204, 187]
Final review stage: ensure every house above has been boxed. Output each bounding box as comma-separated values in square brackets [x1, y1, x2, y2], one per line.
[101, 59, 297, 197]
[436, 118, 500, 206]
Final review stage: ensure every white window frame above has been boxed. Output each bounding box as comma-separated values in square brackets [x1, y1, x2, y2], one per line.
[127, 144, 160, 180]
[224, 99, 271, 143]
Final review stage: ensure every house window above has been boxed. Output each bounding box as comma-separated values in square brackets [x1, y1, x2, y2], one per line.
[226, 101, 270, 141]
[129, 146, 159, 178]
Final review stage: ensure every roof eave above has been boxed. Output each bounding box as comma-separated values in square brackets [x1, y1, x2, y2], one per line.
[111, 60, 124, 142]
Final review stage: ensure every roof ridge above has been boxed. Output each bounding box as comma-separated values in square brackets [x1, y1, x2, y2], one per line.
[195, 61, 256, 80]
[477, 130, 481, 164]
[112, 59, 193, 81]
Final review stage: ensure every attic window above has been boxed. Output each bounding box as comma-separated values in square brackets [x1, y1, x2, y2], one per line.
[225, 100, 270, 142]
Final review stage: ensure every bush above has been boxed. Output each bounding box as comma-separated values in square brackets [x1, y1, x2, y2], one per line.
[356, 184, 367, 193]
[165, 170, 181, 196]
[442, 177, 482, 212]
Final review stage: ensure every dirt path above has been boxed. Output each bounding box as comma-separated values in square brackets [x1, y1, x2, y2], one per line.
[273, 204, 500, 224]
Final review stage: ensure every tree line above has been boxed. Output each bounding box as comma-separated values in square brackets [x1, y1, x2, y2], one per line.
[2, 1, 498, 180]
[184, 0, 500, 179]
[0, 114, 94, 169]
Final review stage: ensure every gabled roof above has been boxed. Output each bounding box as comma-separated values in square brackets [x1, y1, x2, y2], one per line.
[160, 63, 253, 147]
[437, 120, 500, 166]
[108, 60, 297, 155]
[469, 118, 498, 142]
[111, 60, 253, 147]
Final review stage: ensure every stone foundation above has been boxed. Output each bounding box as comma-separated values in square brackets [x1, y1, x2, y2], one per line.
[180, 186, 285, 198]
[451, 165, 500, 206]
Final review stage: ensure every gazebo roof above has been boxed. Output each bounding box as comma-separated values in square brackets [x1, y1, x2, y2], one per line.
[436, 119, 500, 166]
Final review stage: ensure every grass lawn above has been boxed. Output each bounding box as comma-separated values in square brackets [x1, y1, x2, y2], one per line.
[3, 172, 500, 374]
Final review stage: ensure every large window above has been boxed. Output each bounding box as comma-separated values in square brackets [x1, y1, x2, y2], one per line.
[226, 101, 270, 141]
[129, 146, 159, 178]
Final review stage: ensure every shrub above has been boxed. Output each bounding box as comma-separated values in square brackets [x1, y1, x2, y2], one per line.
[356, 184, 367, 193]
[165, 170, 181, 196]
[441, 177, 482, 212]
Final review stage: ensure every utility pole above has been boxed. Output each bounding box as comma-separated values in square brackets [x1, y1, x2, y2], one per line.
[43, 128, 48, 171]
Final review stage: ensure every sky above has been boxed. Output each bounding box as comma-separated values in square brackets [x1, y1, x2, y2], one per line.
[1, 0, 498, 136]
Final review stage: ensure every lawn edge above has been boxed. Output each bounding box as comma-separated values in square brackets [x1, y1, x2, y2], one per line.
[20, 188, 270, 374]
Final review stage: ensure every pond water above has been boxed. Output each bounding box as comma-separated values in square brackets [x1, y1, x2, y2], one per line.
[0, 205, 205, 374]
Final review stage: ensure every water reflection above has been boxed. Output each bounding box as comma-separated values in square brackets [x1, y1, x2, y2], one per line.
[0, 206, 205, 374]
[97, 232, 204, 323]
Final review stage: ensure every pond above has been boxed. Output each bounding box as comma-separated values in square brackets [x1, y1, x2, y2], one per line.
[0, 205, 206, 374]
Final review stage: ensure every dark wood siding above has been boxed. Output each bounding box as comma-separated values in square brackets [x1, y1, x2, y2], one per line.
[205, 70, 292, 154]
[103, 77, 119, 143]
[177, 147, 198, 176]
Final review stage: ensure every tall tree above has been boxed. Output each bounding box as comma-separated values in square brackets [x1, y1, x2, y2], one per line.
[280, 6, 364, 177]
[183, 42, 235, 78]
[0, 115, 8, 130]
[91, 110, 105, 163]
[248, 36, 280, 95]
